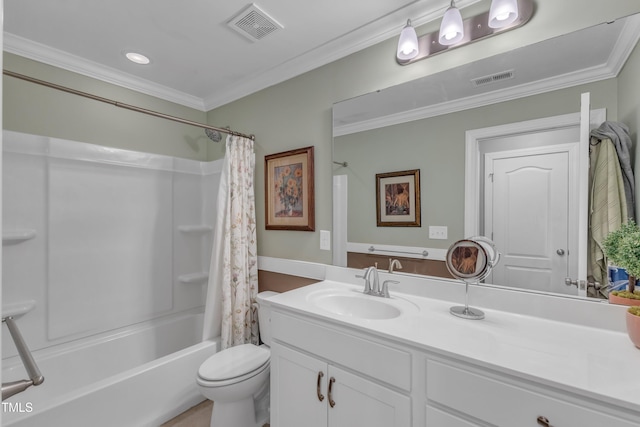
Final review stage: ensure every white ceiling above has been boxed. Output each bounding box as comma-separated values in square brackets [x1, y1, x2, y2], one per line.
[4, 0, 465, 111]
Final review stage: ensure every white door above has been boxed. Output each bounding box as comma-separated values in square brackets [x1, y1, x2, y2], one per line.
[485, 144, 578, 294]
[466, 100, 603, 297]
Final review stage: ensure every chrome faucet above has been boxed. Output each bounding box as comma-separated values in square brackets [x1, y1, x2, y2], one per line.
[388, 258, 403, 274]
[356, 266, 398, 298]
[356, 266, 380, 295]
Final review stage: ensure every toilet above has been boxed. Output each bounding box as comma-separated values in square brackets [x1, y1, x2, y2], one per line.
[197, 291, 278, 427]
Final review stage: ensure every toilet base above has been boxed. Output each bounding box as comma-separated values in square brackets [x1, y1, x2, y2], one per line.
[210, 397, 264, 427]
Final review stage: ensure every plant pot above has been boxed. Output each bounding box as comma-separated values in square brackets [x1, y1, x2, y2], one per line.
[626, 310, 640, 348]
[609, 293, 640, 306]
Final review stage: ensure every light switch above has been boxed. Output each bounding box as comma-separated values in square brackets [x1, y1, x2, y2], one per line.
[429, 226, 448, 240]
[320, 230, 331, 250]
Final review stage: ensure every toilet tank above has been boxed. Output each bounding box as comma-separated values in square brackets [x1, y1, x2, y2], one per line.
[256, 291, 279, 346]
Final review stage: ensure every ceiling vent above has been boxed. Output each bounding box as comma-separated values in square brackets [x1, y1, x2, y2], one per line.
[228, 3, 283, 42]
[471, 69, 515, 87]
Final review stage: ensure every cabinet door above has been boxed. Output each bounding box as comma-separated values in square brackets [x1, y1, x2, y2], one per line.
[328, 365, 411, 427]
[427, 359, 639, 427]
[271, 342, 327, 427]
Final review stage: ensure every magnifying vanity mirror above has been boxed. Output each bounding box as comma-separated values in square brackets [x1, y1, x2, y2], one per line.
[332, 11, 640, 302]
[446, 236, 500, 320]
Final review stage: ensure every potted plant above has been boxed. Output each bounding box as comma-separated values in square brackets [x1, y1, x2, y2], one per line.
[626, 306, 640, 348]
[602, 220, 640, 305]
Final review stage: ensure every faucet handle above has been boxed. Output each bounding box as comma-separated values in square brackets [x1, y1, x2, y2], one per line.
[380, 280, 399, 298]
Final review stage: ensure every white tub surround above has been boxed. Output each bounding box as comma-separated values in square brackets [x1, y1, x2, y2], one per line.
[2, 131, 222, 425]
[3, 130, 220, 355]
[268, 268, 640, 426]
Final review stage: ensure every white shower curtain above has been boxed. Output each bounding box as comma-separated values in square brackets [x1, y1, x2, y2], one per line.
[202, 135, 259, 349]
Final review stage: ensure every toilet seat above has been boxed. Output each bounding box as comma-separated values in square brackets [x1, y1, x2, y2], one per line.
[198, 344, 270, 387]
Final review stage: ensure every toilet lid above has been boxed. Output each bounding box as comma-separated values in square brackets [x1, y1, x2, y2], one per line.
[198, 344, 270, 381]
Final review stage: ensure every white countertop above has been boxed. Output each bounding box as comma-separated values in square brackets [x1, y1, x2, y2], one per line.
[268, 278, 640, 413]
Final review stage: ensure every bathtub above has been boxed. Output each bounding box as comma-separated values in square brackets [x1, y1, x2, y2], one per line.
[2, 311, 218, 427]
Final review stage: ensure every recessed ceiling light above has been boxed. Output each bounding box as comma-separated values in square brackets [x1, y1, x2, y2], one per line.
[125, 52, 150, 65]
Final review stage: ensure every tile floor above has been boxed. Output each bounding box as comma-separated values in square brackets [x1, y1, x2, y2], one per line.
[160, 401, 269, 427]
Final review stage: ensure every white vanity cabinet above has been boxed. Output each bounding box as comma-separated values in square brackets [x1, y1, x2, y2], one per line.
[270, 311, 411, 427]
[424, 358, 639, 427]
[268, 280, 640, 427]
[270, 343, 326, 427]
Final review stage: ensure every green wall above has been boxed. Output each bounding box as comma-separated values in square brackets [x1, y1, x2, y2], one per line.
[3, 1, 640, 265]
[335, 79, 619, 249]
[618, 38, 640, 217]
[208, 0, 640, 264]
[3, 53, 210, 161]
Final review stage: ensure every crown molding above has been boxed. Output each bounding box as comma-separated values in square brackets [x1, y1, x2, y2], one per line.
[3, 0, 481, 112]
[333, 66, 614, 137]
[4, 33, 207, 111]
[203, 0, 482, 110]
[333, 18, 639, 138]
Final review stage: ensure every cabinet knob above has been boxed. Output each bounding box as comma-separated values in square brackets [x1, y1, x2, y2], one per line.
[316, 371, 324, 402]
[328, 377, 336, 408]
[537, 415, 553, 426]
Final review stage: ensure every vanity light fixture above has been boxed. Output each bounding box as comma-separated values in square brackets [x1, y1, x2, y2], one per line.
[488, 0, 519, 28]
[125, 52, 151, 65]
[396, 19, 420, 61]
[438, 1, 464, 46]
[396, 0, 534, 65]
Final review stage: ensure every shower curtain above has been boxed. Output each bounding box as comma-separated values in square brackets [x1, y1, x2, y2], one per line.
[202, 135, 259, 349]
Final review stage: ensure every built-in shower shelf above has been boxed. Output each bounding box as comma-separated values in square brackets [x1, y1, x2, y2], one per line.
[178, 225, 213, 234]
[178, 272, 209, 284]
[3, 229, 37, 244]
[2, 300, 36, 320]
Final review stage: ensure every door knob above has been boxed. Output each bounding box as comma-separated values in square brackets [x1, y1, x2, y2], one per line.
[556, 249, 565, 255]
[565, 277, 587, 290]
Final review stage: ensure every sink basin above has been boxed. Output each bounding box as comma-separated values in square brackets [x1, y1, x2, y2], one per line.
[312, 293, 403, 320]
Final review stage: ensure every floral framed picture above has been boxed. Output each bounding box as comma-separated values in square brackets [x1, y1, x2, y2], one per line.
[265, 146, 315, 231]
[375, 169, 421, 227]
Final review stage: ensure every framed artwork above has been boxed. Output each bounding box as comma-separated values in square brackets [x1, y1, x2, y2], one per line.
[265, 146, 315, 231]
[375, 169, 421, 227]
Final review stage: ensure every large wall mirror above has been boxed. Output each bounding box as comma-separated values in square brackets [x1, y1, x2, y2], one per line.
[332, 12, 640, 301]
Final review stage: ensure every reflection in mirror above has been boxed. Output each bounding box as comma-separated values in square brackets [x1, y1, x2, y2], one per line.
[332, 13, 640, 300]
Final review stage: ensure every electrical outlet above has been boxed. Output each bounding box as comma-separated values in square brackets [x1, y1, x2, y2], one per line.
[429, 226, 448, 240]
[320, 230, 331, 250]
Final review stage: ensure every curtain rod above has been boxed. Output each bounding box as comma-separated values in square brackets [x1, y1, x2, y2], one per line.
[3, 69, 255, 141]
